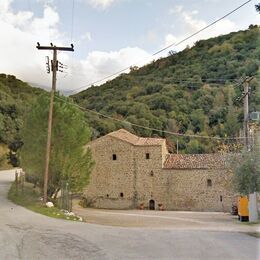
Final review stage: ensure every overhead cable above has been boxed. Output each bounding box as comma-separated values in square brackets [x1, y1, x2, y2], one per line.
[65, 0, 252, 94]
[53, 94, 247, 141]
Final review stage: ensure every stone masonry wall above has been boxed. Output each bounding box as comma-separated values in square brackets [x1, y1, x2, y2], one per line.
[84, 136, 136, 209]
[134, 155, 235, 211]
[153, 169, 234, 211]
[84, 135, 236, 211]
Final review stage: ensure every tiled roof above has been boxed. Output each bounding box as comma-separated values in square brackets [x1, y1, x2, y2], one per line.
[108, 129, 165, 146]
[163, 154, 228, 169]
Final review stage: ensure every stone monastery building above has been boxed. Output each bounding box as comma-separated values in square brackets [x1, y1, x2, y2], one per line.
[84, 129, 235, 211]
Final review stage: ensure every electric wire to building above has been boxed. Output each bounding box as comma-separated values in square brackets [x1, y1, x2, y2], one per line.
[53, 93, 250, 142]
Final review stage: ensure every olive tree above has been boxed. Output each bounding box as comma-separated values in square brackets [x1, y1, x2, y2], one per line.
[232, 150, 260, 195]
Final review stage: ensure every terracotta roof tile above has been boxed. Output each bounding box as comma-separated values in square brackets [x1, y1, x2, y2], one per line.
[108, 129, 164, 146]
[163, 154, 228, 169]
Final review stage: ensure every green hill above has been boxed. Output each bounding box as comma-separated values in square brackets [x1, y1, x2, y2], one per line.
[73, 25, 260, 154]
[0, 74, 45, 167]
[0, 26, 259, 159]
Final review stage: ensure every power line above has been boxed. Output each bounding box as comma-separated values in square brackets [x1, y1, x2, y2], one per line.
[64, 67, 239, 82]
[68, 0, 76, 99]
[64, 0, 252, 94]
[70, 0, 75, 42]
[152, 0, 252, 56]
[26, 0, 32, 12]
[62, 77, 239, 94]
[53, 93, 248, 141]
[63, 74, 239, 84]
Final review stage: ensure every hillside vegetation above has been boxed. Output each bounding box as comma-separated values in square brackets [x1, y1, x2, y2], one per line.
[0, 74, 45, 166]
[0, 26, 259, 158]
[73, 25, 260, 153]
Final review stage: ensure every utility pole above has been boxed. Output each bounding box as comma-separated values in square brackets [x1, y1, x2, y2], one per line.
[243, 78, 249, 150]
[242, 76, 253, 151]
[235, 76, 254, 151]
[36, 43, 74, 202]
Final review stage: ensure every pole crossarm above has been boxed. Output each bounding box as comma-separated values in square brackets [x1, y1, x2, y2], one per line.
[36, 43, 74, 52]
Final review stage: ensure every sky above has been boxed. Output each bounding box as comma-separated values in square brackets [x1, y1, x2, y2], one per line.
[0, 0, 259, 94]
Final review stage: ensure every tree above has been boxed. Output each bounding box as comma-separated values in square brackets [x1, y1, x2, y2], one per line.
[232, 150, 260, 195]
[20, 94, 94, 198]
[186, 139, 203, 154]
[256, 4, 260, 13]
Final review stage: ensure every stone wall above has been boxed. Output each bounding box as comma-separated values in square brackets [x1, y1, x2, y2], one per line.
[84, 134, 236, 212]
[84, 136, 136, 209]
[135, 168, 234, 211]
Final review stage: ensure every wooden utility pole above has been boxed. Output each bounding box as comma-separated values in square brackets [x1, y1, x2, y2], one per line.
[36, 43, 74, 202]
[243, 76, 253, 151]
[243, 78, 249, 150]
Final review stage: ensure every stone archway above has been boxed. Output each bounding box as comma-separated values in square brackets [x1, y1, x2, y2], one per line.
[149, 199, 155, 210]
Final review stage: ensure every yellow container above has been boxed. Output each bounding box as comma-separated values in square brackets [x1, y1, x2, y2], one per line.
[238, 196, 249, 221]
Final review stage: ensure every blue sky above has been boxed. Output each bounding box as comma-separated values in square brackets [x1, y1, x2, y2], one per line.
[0, 0, 259, 93]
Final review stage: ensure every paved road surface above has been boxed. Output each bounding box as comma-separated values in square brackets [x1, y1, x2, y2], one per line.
[0, 170, 259, 260]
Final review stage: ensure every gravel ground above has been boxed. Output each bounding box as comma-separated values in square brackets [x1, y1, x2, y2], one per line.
[73, 203, 259, 231]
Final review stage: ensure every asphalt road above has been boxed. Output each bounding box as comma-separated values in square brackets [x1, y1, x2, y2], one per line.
[0, 169, 259, 260]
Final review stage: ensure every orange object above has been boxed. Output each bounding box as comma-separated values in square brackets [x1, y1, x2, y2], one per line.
[238, 196, 249, 221]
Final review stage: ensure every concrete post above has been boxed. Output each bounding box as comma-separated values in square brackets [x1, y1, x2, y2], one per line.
[249, 192, 259, 222]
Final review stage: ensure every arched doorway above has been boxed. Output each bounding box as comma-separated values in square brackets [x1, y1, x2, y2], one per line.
[149, 199, 155, 210]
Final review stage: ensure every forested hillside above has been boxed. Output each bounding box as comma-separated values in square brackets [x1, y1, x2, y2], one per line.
[0, 26, 259, 159]
[73, 25, 260, 153]
[0, 74, 45, 167]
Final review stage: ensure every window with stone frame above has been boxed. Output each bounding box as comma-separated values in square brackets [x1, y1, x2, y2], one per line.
[112, 154, 117, 160]
[146, 153, 150, 159]
[207, 179, 212, 187]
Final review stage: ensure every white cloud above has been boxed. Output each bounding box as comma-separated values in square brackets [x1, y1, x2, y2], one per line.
[0, 0, 152, 93]
[63, 47, 151, 93]
[81, 47, 150, 74]
[81, 32, 92, 42]
[163, 6, 237, 52]
[86, 0, 119, 10]
[164, 34, 177, 47]
[0, 1, 63, 89]
[0, 0, 12, 13]
[169, 5, 183, 14]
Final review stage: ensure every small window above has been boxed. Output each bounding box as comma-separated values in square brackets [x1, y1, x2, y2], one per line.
[120, 192, 124, 198]
[106, 194, 109, 198]
[146, 153, 150, 159]
[207, 179, 212, 187]
[220, 195, 223, 202]
[112, 154, 117, 160]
